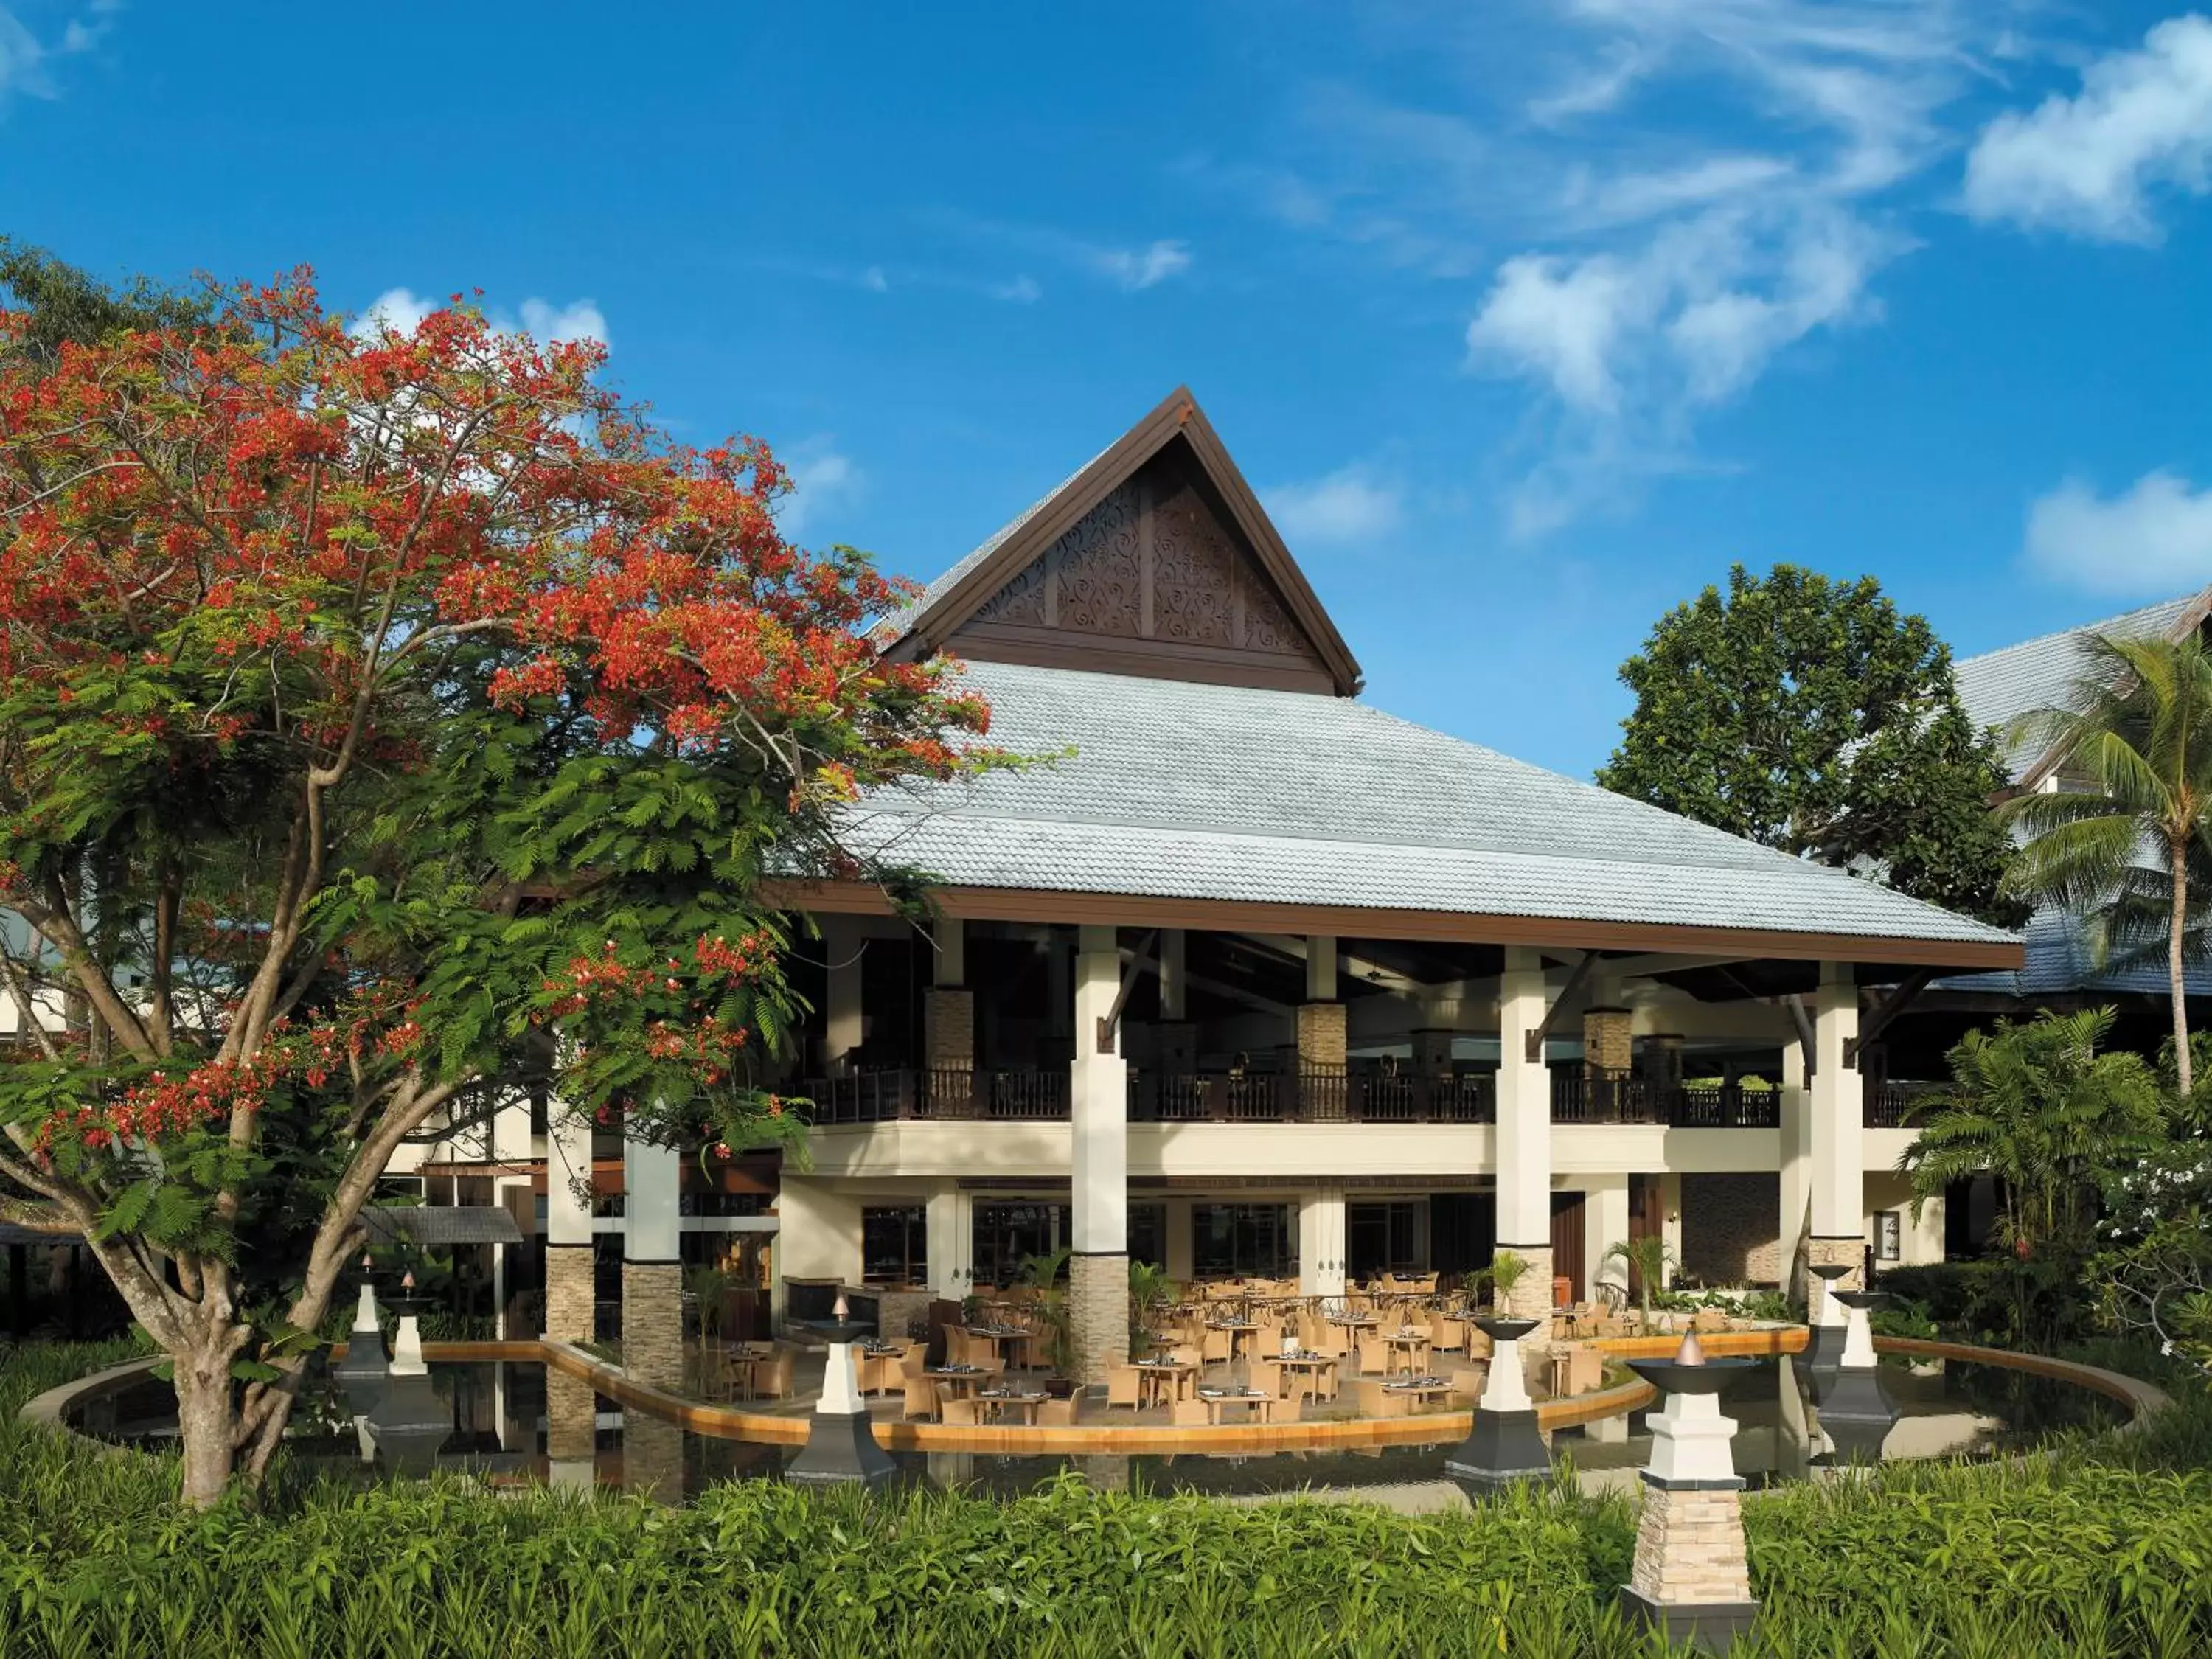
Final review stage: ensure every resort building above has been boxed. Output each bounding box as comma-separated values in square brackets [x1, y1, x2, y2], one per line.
[10, 392, 2023, 1377]
[471, 389, 2017, 1384]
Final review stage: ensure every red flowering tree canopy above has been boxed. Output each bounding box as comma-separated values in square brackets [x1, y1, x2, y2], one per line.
[0, 272, 990, 1455]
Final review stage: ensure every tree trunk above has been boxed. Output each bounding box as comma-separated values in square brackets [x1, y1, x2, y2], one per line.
[173, 1350, 240, 1510]
[2172, 833, 2193, 1096]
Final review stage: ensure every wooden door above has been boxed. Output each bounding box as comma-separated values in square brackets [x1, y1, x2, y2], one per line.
[1549, 1192, 1586, 1304]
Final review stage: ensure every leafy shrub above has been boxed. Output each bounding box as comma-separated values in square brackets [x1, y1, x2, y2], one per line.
[3, 1341, 2211, 1655]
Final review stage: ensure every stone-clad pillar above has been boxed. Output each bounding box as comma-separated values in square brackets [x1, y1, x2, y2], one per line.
[1582, 1006, 1632, 1079]
[543, 1105, 597, 1464]
[1807, 965, 1863, 1292]
[922, 919, 973, 1115]
[1495, 948, 1555, 1335]
[622, 1135, 684, 1391]
[1069, 925, 1130, 1386]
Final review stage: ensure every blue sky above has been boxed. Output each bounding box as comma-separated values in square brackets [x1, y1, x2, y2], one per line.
[7, 1, 2212, 777]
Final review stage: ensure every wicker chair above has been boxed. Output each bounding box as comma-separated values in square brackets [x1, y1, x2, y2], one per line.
[1105, 1364, 1143, 1410]
[902, 1374, 939, 1421]
[1037, 1393, 1082, 1426]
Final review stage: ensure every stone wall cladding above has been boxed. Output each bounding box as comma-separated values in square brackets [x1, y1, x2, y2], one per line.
[545, 1371, 596, 1462]
[1807, 1234, 1865, 1292]
[622, 1262, 686, 1390]
[1295, 1002, 1347, 1071]
[922, 987, 974, 1070]
[1582, 1008, 1633, 1077]
[1630, 1484, 1753, 1606]
[1682, 1174, 1781, 1287]
[544, 1244, 594, 1343]
[1499, 1244, 1555, 1360]
[1068, 1251, 1129, 1386]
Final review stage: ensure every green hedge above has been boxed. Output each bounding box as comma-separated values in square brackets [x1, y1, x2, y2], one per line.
[2, 1342, 2209, 1655]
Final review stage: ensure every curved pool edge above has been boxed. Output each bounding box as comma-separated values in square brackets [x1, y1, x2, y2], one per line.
[18, 1329, 2171, 1463]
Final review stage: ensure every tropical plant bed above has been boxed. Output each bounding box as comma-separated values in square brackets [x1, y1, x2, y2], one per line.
[4, 1341, 2210, 1656]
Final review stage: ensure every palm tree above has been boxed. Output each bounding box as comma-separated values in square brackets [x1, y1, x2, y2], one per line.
[1899, 1009, 2162, 1340]
[1603, 1235, 1678, 1327]
[2003, 630, 2212, 1092]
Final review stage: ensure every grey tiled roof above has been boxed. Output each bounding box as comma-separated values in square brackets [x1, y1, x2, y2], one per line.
[1946, 588, 2212, 998]
[846, 661, 2015, 950]
[1954, 591, 2206, 778]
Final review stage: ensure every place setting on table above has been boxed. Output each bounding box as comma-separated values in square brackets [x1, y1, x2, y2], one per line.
[927, 1361, 987, 1397]
[1135, 1352, 1197, 1406]
[975, 1383, 1047, 1424]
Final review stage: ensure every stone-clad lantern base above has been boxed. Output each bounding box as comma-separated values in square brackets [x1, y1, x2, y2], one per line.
[1619, 1481, 1759, 1652]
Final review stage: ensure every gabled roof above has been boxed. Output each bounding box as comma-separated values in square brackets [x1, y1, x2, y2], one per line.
[877, 388, 1364, 697]
[1955, 588, 2212, 782]
[824, 661, 2020, 967]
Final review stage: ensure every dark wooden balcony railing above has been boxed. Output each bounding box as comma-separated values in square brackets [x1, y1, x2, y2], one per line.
[1130, 1071, 1495, 1124]
[1866, 1079, 1941, 1128]
[803, 1065, 1925, 1130]
[799, 1069, 1070, 1124]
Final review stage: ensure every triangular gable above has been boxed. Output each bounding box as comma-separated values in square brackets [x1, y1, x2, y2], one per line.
[883, 389, 1363, 696]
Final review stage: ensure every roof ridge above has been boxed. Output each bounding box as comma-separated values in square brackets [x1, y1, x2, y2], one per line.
[1955, 588, 2208, 667]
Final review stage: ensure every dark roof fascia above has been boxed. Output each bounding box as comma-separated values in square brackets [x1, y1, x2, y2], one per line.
[883, 387, 1365, 697]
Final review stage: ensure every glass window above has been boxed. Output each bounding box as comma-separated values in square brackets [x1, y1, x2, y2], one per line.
[862, 1206, 928, 1288]
[1128, 1203, 1167, 1270]
[1192, 1203, 1293, 1279]
[971, 1201, 1068, 1290]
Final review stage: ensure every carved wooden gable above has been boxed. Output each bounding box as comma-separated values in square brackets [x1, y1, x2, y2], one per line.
[953, 453, 1330, 691]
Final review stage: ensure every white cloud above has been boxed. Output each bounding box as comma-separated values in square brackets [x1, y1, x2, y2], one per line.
[1220, 0, 1994, 533]
[0, 9, 55, 101]
[1088, 238, 1193, 291]
[1469, 203, 1893, 416]
[775, 439, 866, 539]
[1965, 15, 2212, 243]
[1263, 466, 1405, 546]
[990, 274, 1042, 304]
[2025, 470, 2212, 594]
[352, 288, 608, 348]
[517, 296, 608, 346]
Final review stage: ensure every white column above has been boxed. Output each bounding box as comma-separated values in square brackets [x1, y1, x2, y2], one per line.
[933, 917, 964, 987]
[1159, 929, 1187, 1020]
[1072, 925, 1130, 1255]
[925, 1185, 972, 1300]
[1299, 1186, 1346, 1296]
[1306, 936, 1338, 1002]
[1495, 949, 1554, 1284]
[824, 915, 864, 1076]
[1586, 1175, 1631, 1301]
[1778, 1037, 1811, 1304]
[547, 1108, 594, 1250]
[1809, 964, 1863, 1283]
[624, 1136, 681, 1267]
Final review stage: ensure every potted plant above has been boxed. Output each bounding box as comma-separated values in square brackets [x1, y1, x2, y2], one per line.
[1016, 1248, 1077, 1394]
[1478, 1248, 1530, 1316]
[1128, 1259, 1175, 1357]
[1601, 1236, 1679, 1330]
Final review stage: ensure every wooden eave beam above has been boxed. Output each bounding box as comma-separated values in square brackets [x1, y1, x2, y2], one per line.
[1524, 953, 1600, 1062]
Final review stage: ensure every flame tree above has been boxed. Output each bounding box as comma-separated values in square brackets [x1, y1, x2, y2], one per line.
[0, 274, 991, 1504]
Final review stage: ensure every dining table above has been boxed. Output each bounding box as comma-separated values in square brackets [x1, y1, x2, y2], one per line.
[927, 1364, 987, 1399]
[1133, 1357, 1197, 1408]
[1380, 1328, 1433, 1376]
[1273, 1352, 1338, 1400]
[963, 1325, 1033, 1368]
[1197, 1387, 1277, 1425]
[1382, 1376, 1455, 1414]
[1206, 1320, 1260, 1363]
[975, 1388, 1046, 1425]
